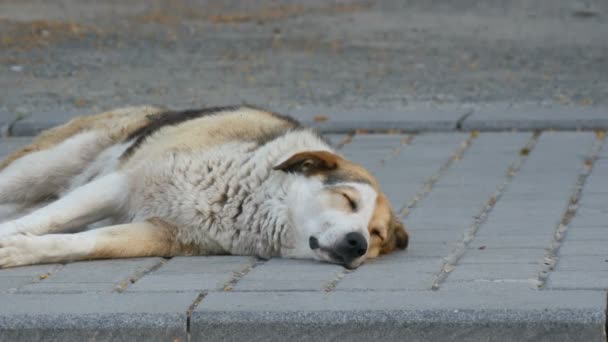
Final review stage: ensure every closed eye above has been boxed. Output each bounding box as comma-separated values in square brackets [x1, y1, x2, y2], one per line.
[342, 193, 358, 211]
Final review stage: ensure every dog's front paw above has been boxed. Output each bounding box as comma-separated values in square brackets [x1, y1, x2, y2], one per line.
[0, 235, 36, 268]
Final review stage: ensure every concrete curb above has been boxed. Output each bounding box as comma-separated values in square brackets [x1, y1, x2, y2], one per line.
[190, 290, 606, 342]
[6, 104, 608, 136]
[0, 293, 191, 342]
[461, 104, 608, 131]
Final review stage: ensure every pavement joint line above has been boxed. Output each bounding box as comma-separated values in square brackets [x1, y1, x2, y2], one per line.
[113, 258, 169, 293]
[5, 112, 28, 138]
[430, 132, 541, 290]
[186, 292, 208, 336]
[455, 108, 475, 130]
[333, 132, 355, 149]
[184, 258, 260, 337]
[379, 134, 414, 166]
[221, 257, 261, 292]
[399, 131, 477, 218]
[537, 132, 606, 289]
[322, 269, 352, 292]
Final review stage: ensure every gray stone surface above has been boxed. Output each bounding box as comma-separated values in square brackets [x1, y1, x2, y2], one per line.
[0, 137, 32, 158]
[0, 128, 607, 339]
[234, 258, 342, 291]
[18, 258, 164, 293]
[462, 104, 608, 131]
[10, 109, 90, 136]
[0, 293, 194, 341]
[127, 256, 256, 292]
[1, 1, 608, 116]
[191, 290, 606, 342]
[288, 105, 469, 132]
[450, 132, 597, 288]
[342, 133, 469, 207]
[547, 142, 608, 290]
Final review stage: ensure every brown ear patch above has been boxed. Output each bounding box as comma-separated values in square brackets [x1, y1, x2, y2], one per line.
[380, 215, 409, 254]
[392, 219, 409, 250]
[273, 151, 340, 176]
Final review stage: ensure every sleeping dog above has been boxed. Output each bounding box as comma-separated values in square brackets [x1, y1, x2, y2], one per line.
[0, 106, 408, 269]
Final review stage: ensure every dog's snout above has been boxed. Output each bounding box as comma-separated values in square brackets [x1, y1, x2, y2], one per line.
[336, 232, 367, 265]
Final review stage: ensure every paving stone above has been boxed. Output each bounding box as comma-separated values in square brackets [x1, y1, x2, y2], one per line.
[446, 264, 538, 282]
[0, 264, 59, 277]
[191, 290, 605, 342]
[322, 134, 348, 147]
[345, 133, 469, 209]
[10, 109, 90, 136]
[403, 133, 531, 282]
[462, 104, 608, 131]
[234, 259, 343, 291]
[546, 271, 608, 290]
[565, 227, 608, 241]
[19, 258, 163, 293]
[0, 111, 20, 135]
[0, 264, 61, 292]
[462, 248, 544, 264]
[287, 105, 469, 132]
[468, 236, 552, 249]
[8, 106, 469, 137]
[559, 241, 608, 256]
[452, 132, 596, 285]
[127, 256, 256, 292]
[0, 293, 194, 341]
[0, 137, 31, 158]
[0, 277, 38, 292]
[555, 256, 608, 272]
[335, 258, 443, 291]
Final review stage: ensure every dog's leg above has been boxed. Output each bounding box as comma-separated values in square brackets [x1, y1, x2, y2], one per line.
[0, 172, 128, 238]
[0, 131, 110, 204]
[0, 220, 184, 268]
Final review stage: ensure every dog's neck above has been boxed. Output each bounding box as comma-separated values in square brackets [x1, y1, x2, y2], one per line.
[224, 131, 333, 258]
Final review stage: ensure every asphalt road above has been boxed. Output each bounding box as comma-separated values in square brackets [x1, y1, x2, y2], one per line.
[0, 0, 607, 116]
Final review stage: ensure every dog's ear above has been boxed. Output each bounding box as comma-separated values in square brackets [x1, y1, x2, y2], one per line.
[273, 151, 340, 175]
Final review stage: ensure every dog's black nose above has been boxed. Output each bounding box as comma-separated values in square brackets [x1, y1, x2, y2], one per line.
[335, 232, 368, 265]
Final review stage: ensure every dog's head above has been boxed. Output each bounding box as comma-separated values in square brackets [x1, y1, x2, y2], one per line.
[275, 150, 409, 269]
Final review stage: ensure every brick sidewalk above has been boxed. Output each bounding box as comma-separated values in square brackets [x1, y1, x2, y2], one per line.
[1, 128, 606, 341]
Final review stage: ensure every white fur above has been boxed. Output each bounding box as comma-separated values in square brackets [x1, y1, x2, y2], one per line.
[0, 127, 378, 268]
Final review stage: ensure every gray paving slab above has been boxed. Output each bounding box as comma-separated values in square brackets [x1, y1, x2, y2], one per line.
[545, 138, 608, 290]
[0, 137, 31, 158]
[335, 258, 442, 291]
[191, 290, 606, 342]
[0, 264, 60, 292]
[449, 132, 597, 289]
[127, 256, 256, 292]
[5, 105, 468, 137]
[286, 105, 469, 132]
[0, 111, 20, 135]
[10, 109, 90, 136]
[342, 133, 469, 208]
[234, 258, 342, 292]
[18, 258, 163, 293]
[462, 104, 608, 131]
[0, 293, 194, 341]
[0, 130, 606, 339]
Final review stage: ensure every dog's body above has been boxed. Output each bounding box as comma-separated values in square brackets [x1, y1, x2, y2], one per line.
[0, 106, 408, 269]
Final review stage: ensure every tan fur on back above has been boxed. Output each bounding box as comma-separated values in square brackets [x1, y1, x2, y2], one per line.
[0, 106, 165, 170]
[121, 108, 297, 167]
